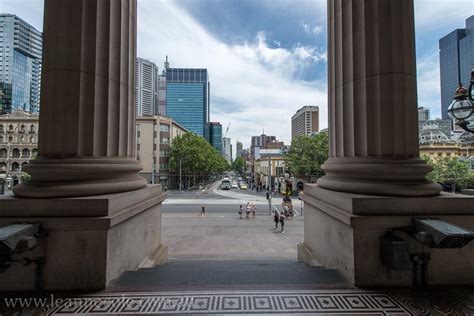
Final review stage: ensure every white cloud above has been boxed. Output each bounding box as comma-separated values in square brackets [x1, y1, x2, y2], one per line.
[299, 20, 323, 36]
[138, 0, 328, 149]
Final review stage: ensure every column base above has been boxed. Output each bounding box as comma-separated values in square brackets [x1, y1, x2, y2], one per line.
[300, 184, 474, 287]
[0, 185, 167, 291]
[13, 158, 147, 198]
[318, 157, 441, 197]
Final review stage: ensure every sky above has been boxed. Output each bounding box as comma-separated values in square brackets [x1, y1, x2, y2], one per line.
[2, 0, 474, 149]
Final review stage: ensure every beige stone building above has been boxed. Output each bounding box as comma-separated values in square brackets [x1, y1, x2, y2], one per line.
[136, 116, 187, 187]
[0, 110, 39, 188]
[419, 143, 473, 160]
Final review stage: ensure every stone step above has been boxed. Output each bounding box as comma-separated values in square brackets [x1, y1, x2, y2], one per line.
[112, 260, 347, 289]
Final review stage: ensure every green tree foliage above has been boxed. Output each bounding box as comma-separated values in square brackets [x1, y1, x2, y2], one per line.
[423, 156, 472, 192]
[284, 132, 329, 181]
[231, 156, 245, 172]
[170, 132, 229, 175]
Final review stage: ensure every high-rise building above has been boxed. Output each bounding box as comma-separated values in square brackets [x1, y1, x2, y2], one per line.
[236, 141, 243, 157]
[222, 137, 231, 164]
[418, 106, 430, 122]
[0, 14, 42, 114]
[439, 16, 474, 121]
[291, 105, 319, 140]
[157, 74, 166, 116]
[208, 122, 223, 153]
[250, 134, 276, 159]
[135, 58, 159, 116]
[166, 67, 210, 137]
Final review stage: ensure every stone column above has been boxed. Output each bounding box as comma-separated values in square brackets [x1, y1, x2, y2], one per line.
[317, 0, 441, 197]
[13, 0, 147, 198]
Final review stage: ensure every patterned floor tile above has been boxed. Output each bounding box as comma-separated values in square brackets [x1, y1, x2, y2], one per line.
[40, 289, 415, 315]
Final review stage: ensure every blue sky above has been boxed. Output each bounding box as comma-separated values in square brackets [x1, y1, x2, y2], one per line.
[2, 0, 473, 148]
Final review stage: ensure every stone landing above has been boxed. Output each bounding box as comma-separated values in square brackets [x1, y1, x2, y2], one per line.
[0, 185, 168, 291]
[298, 184, 474, 287]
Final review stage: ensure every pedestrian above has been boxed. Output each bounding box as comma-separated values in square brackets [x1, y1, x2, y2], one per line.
[239, 205, 243, 219]
[201, 205, 206, 217]
[246, 202, 251, 219]
[273, 209, 280, 229]
[252, 204, 257, 218]
[279, 212, 287, 233]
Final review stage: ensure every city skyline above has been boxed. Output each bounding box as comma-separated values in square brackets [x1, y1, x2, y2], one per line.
[2, 0, 473, 148]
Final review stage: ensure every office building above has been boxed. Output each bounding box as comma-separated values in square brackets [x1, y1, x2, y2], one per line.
[0, 14, 42, 114]
[439, 16, 474, 121]
[291, 106, 319, 140]
[135, 58, 159, 116]
[208, 122, 223, 153]
[250, 134, 276, 158]
[157, 74, 166, 116]
[418, 106, 430, 122]
[223, 137, 232, 164]
[136, 116, 188, 187]
[236, 141, 243, 157]
[166, 67, 210, 137]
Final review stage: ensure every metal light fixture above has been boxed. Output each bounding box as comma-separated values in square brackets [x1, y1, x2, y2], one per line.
[448, 67, 474, 133]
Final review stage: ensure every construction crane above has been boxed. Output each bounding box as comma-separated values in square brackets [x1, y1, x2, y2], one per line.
[224, 122, 230, 138]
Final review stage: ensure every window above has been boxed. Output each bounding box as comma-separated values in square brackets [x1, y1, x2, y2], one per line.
[161, 137, 169, 144]
[160, 124, 170, 132]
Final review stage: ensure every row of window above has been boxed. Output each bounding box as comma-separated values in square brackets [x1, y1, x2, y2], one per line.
[0, 135, 35, 143]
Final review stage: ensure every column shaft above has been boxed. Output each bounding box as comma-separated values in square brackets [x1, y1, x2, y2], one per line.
[318, 0, 441, 196]
[13, 0, 146, 198]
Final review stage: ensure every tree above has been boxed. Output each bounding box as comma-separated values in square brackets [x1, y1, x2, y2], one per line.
[284, 132, 329, 182]
[169, 132, 229, 187]
[231, 156, 245, 173]
[423, 156, 472, 193]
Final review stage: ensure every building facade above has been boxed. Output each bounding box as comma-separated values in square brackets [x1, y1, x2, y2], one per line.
[136, 116, 187, 188]
[0, 14, 42, 114]
[439, 16, 474, 121]
[208, 122, 223, 153]
[166, 68, 210, 137]
[418, 106, 430, 122]
[0, 110, 39, 188]
[222, 137, 232, 164]
[291, 106, 319, 140]
[250, 134, 276, 159]
[135, 58, 159, 116]
[236, 141, 243, 157]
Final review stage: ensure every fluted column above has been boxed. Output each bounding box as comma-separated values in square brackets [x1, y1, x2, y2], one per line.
[317, 0, 441, 196]
[13, 0, 147, 198]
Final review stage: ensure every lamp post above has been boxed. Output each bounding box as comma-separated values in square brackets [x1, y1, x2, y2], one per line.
[448, 66, 474, 133]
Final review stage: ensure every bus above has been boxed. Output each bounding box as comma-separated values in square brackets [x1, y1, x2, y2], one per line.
[221, 178, 231, 190]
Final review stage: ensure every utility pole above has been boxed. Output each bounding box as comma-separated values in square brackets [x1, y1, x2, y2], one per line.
[267, 155, 272, 215]
[179, 158, 182, 191]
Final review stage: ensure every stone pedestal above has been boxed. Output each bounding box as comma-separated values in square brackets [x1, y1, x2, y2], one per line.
[298, 184, 474, 286]
[0, 185, 167, 291]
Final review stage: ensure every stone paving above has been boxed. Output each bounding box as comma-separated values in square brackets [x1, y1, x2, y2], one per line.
[162, 206, 303, 260]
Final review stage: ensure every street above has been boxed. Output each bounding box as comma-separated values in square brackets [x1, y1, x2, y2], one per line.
[162, 183, 304, 261]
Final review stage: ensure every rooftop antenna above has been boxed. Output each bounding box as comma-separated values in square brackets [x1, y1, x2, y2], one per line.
[164, 55, 170, 70]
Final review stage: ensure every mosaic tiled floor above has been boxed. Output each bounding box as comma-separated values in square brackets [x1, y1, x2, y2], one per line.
[34, 288, 474, 315]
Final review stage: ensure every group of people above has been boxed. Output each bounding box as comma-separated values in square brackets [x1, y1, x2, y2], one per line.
[273, 208, 288, 233]
[238, 202, 257, 219]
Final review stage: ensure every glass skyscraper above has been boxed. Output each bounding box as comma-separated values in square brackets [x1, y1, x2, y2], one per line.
[0, 14, 42, 114]
[208, 122, 223, 153]
[166, 68, 210, 137]
[439, 16, 474, 121]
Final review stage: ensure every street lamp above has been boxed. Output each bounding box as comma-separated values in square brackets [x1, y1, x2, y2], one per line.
[448, 66, 474, 133]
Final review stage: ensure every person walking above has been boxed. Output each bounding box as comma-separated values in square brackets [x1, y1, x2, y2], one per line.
[239, 205, 243, 219]
[252, 204, 257, 218]
[279, 212, 287, 233]
[201, 205, 206, 217]
[273, 208, 280, 230]
[246, 202, 251, 219]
